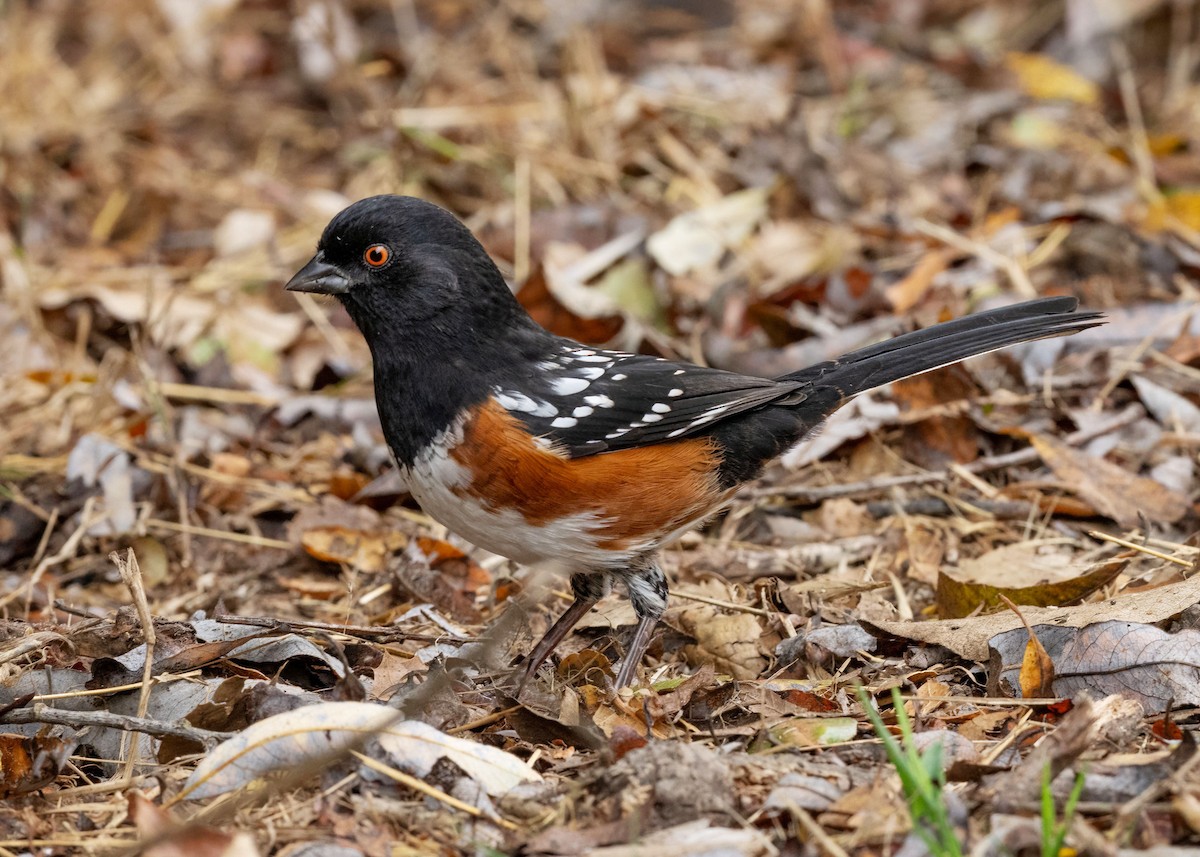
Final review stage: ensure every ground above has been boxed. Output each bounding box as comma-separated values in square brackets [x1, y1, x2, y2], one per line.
[1, 1, 1199, 855]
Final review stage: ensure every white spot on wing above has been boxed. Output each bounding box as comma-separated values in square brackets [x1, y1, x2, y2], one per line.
[673, 370, 685, 376]
[496, 390, 557, 417]
[578, 367, 605, 380]
[585, 394, 615, 408]
[552, 417, 578, 428]
[668, 388, 683, 397]
[641, 413, 663, 423]
[551, 376, 590, 395]
[611, 373, 627, 381]
[573, 406, 594, 417]
[652, 403, 671, 413]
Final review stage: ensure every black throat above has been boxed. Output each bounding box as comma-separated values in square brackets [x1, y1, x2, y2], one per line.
[339, 254, 555, 466]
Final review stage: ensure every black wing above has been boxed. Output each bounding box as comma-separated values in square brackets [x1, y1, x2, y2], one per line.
[492, 344, 803, 458]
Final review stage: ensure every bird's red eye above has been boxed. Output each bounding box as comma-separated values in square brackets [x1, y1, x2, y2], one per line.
[364, 244, 390, 267]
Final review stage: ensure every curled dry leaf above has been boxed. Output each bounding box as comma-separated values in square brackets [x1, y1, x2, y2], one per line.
[1005, 52, 1100, 105]
[180, 701, 539, 801]
[864, 573, 1200, 662]
[129, 791, 261, 857]
[768, 717, 857, 749]
[678, 610, 767, 680]
[936, 543, 1125, 619]
[374, 718, 541, 797]
[1131, 375, 1200, 433]
[646, 187, 769, 276]
[300, 525, 406, 573]
[0, 733, 73, 797]
[1018, 628, 1055, 699]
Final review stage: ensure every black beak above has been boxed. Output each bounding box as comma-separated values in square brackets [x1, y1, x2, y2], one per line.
[285, 253, 352, 295]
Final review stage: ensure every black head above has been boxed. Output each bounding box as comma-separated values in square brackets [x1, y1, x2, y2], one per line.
[285, 195, 534, 347]
[286, 195, 555, 464]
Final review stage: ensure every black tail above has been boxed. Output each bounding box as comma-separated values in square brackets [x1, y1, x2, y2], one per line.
[779, 297, 1104, 399]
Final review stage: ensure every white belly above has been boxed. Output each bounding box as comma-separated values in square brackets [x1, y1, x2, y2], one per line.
[396, 429, 638, 570]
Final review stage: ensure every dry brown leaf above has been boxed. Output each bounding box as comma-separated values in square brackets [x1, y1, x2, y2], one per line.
[898, 521, 948, 587]
[299, 525, 405, 572]
[0, 733, 72, 797]
[179, 702, 539, 801]
[557, 650, 615, 687]
[129, 792, 261, 857]
[645, 664, 715, 720]
[680, 611, 767, 679]
[885, 248, 953, 313]
[1005, 52, 1100, 105]
[1019, 633, 1055, 699]
[274, 575, 345, 601]
[892, 367, 979, 467]
[863, 573, 1200, 662]
[936, 544, 1125, 619]
[1030, 434, 1190, 527]
[816, 497, 872, 538]
[994, 621, 1200, 713]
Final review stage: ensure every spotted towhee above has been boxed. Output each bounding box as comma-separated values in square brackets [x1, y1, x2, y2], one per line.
[286, 195, 1104, 688]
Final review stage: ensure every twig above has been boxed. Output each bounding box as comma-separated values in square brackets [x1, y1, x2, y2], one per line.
[1111, 38, 1157, 194]
[152, 381, 282, 407]
[113, 549, 156, 782]
[672, 588, 775, 617]
[514, 153, 531, 284]
[914, 219, 1037, 298]
[1089, 307, 1190, 410]
[788, 803, 851, 857]
[390, 102, 546, 130]
[352, 750, 518, 830]
[211, 612, 474, 643]
[866, 496, 1037, 520]
[0, 703, 227, 749]
[145, 518, 294, 550]
[0, 631, 70, 667]
[445, 705, 522, 735]
[1087, 531, 1193, 568]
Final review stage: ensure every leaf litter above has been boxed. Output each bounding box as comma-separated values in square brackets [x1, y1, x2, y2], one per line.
[2, 0, 1200, 854]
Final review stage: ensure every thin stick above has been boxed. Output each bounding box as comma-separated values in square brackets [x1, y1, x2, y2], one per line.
[1087, 531, 1193, 568]
[914, 218, 1036, 298]
[445, 705, 522, 734]
[113, 549, 156, 781]
[145, 518, 293, 550]
[351, 751, 518, 829]
[513, 154, 531, 285]
[31, 671, 202, 702]
[671, 589, 775, 617]
[788, 803, 851, 857]
[0, 704, 225, 748]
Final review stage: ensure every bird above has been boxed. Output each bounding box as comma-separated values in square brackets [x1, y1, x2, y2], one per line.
[285, 194, 1104, 689]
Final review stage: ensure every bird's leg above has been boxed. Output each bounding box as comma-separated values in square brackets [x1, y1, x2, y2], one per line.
[516, 571, 610, 690]
[615, 555, 668, 688]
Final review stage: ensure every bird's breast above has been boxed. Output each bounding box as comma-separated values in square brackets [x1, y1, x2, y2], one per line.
[396, 399, 734, 569]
